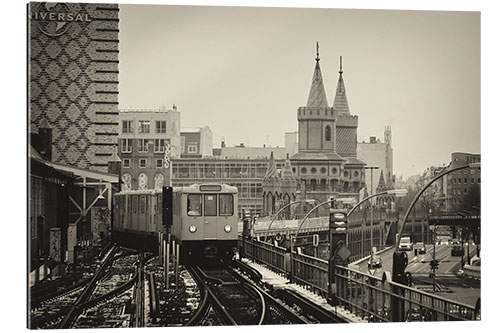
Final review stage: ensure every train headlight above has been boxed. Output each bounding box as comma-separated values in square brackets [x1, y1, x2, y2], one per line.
[189, 225, 197, 233]
[224, 225, 232, 233]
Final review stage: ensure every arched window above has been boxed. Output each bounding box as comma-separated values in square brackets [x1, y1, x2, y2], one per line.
[325, 125, 331, 141]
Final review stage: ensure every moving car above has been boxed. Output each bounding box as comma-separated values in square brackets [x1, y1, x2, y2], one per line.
[415, 242, 426, 254]
[451, 245, 464, 256]
[368, 254, 382, 269]
[399, 236, 413, 251]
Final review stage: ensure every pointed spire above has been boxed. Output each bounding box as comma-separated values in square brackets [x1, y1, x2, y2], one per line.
[376, 170, 386, 192]
[263, 152, 280, 181]
[306, 42, 329, 108]
[281, 153, 296, 182]
[333, 55, 350, 115]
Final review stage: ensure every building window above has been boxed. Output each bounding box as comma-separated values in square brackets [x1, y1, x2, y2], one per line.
[139, 159, 147, 168]
[311, 167, 317, 174]
[300, 167, 307, 174]
[332, 167, 337, 174]
[121, 139, 132, 153]
[464, 188, 468, 194]
[156, 120, 167, 134]
[320, 167, 327, 174]
[187, 143, 198, 154]
[478, 178, 480, 183]
[138, 120, 150, 134]
[471, 169, 475, 175]
[464, 170, 468, 174]
[156, 159, 163, 168]
[344, 170, 349, 177]
[325, 125, 332, 141]
[464, 178, 467, 184]
[138, 139, 149, 153]
[354, 171, 359, 178]
[154, 139, 165, 153]
[123, 159, 131, 168]
[122, 120, 133, 134]
[458, 178, 461, 184]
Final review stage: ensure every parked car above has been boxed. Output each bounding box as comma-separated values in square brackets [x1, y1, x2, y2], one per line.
[451, 245, 464, 256]
[399, 236, 413, 251]
[415, 242, 426, 254]
[368, 255, 382, 269]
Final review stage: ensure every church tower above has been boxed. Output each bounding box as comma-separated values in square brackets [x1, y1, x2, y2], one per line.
[334, 57, 359, 158]
[297, 42, 337, 153]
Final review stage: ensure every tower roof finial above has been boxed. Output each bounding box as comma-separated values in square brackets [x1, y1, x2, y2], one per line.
[339, 55, 343, 74]
[316, 41, 320, 62]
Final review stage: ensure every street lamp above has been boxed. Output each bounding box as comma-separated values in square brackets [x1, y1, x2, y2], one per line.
[393, 162, 480, 290]
[265, 199, 318, 241]
[364, 166, 379, 257]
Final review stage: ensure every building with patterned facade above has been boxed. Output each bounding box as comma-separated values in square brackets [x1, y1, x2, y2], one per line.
[118, 106, 181, 190]
[29, 3, 120, 172]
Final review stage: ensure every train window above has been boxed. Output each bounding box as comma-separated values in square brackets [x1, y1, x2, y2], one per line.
[133, 195, 138, 213]
[140, 195, 146, 214]
[187, 194, 202, 216]
[204, 194, 217, 216]
[219, 194, 234, 216]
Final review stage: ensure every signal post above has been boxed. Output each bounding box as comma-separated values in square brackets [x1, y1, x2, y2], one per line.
[328, 200, 350, 306]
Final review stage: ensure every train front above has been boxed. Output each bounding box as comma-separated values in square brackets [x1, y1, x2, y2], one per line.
[172, 184, 239, 263]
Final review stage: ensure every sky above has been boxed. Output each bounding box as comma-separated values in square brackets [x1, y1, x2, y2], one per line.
[118, 2, 480, 179]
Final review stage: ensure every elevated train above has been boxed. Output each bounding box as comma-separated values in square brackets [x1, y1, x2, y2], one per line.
[112, 183, 239, 262]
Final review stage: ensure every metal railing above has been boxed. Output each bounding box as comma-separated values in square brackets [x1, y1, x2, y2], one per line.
[333, 265, 479, 322]
[290, 252, 329, 297]
[241, 238, 479, 322]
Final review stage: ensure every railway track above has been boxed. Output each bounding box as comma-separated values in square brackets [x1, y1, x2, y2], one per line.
[29, 247, 151, 329]
[187, 262, 308, 326]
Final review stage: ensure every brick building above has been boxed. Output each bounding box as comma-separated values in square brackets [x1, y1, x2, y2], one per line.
[444, 152, 481, 211]
[180, 126, 213, 158]
[118, 106, 181, 190]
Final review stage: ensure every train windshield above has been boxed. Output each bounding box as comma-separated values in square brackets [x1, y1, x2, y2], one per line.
[219, 194, 234, 216]
[187, 194, 202, 216]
